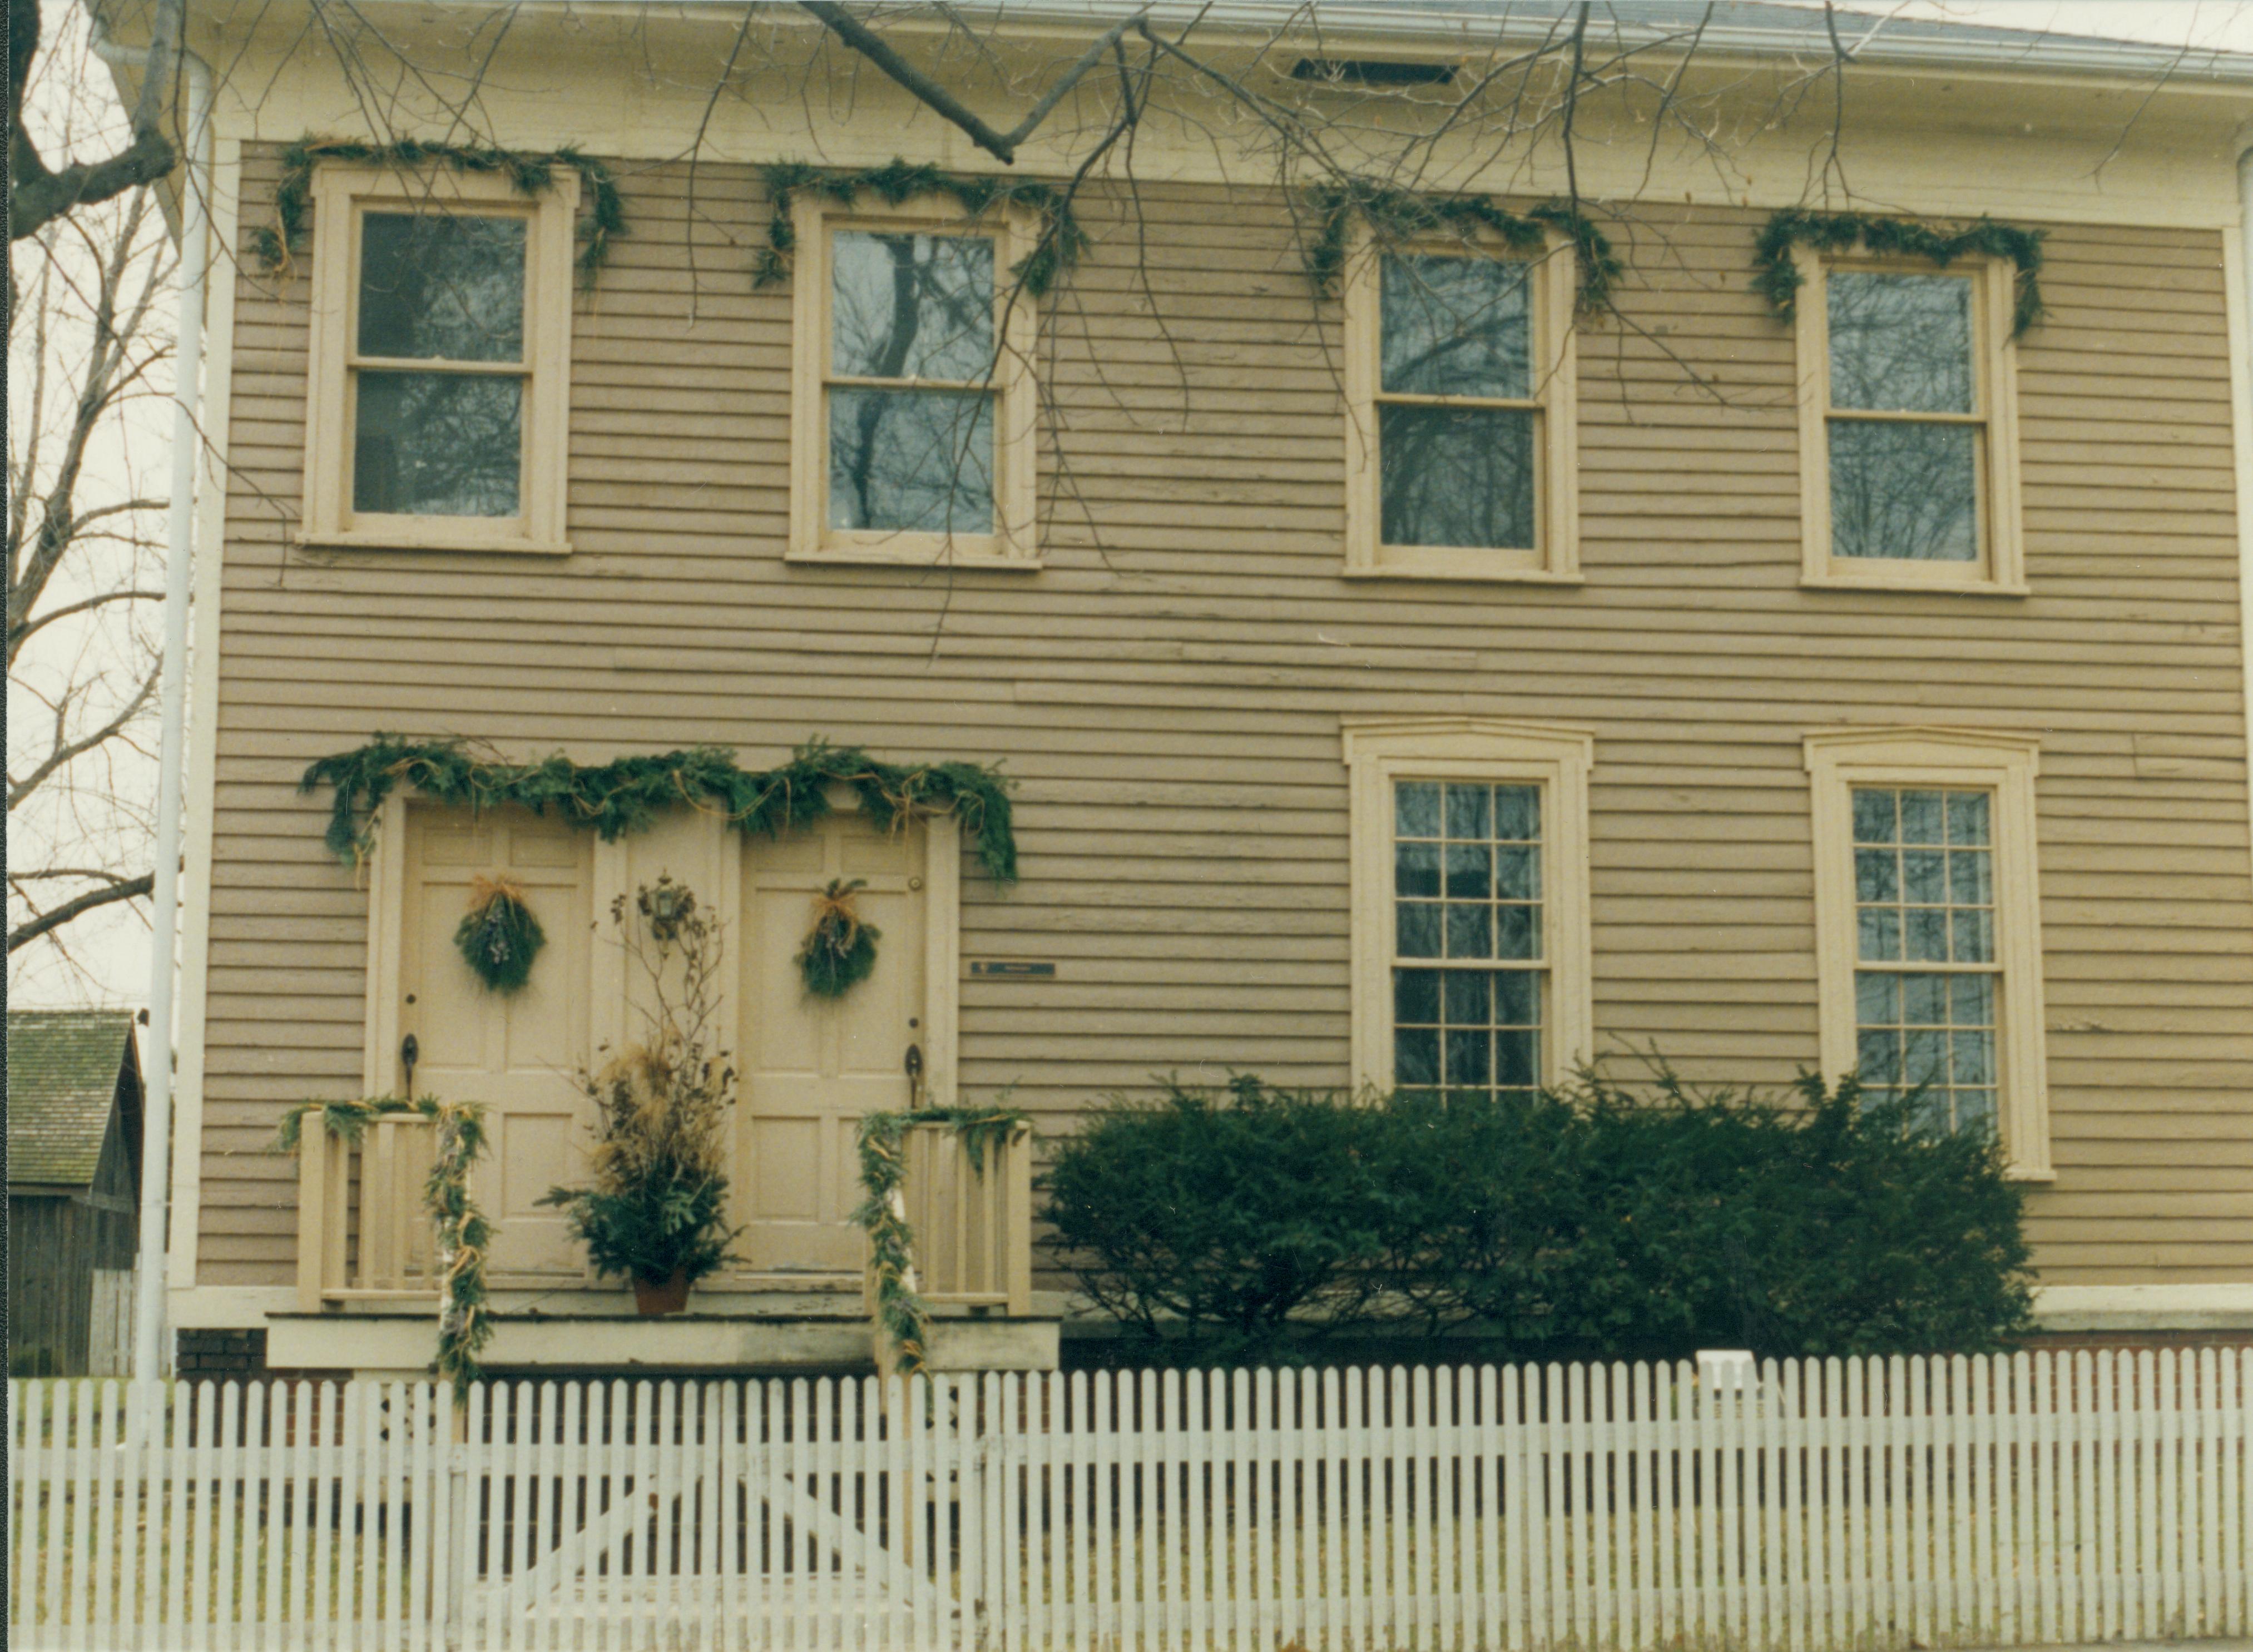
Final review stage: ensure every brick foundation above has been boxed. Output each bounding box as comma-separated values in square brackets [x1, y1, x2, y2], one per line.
[174, 1327, 268, 1377]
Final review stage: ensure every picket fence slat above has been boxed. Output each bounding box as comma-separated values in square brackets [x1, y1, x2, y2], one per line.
[11, 1351, 2253, 1650]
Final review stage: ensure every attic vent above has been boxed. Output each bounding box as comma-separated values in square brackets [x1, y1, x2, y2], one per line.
[1291, 57, 1458, 87]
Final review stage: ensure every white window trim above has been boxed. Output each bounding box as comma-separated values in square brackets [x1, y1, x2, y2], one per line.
[1344, 717, 1595, 1094]
[1804, 726, 2052, 1180]
[788, 194, 1039, 569]
[1794, 246, 2026, 595]
[301, 163, 577, 556]
[1342, 225, 1581, 584]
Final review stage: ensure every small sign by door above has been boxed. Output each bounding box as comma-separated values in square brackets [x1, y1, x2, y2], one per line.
[969, 961, 1056, 979]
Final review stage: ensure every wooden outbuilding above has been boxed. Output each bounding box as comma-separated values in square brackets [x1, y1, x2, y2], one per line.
[7, 1009, 145, 1376]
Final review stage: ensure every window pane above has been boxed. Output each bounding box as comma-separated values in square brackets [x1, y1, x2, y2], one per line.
[1829, 419, 1978, 562]
[1395, 968, 1441, 1026]
[1947, 792, 1991, 846]
[828, 387, 993, 533]
[831, 231, 994, 381]
[1379, 404, 1536, 549]
[1397, 902, 1442, 958]
[357, 212, 526, 363]
[1493, 786, 1540, 841]
[1380, 255, 1531, 399]
[1852, 788, 1898, 845]
[353, 371, 521, 517]
[1444, 843, 1492, 900]
[1395, 782, 1442, 837]
[1395, 842, 1441, 899]
[1827, 272, 1973, 414]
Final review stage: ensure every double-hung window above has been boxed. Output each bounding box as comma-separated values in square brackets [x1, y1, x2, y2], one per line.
[1344, 232, 1578, 581]
[1806, 729, 2051, 1178]
[1346, 720, 1593, 1099]
[790, 197, 1036, 565]
[1795, 251, 2023, 591]
[303, 166, 576, 553]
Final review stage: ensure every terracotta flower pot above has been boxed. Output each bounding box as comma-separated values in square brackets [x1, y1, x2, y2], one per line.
[632, 1268, 692, 1316]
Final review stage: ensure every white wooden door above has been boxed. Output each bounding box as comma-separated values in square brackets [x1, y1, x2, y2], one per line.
[739, 812, 928, 1278]
[399, 806, 593, 1280]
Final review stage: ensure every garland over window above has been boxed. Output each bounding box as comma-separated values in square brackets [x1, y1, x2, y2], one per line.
[300, 737, 1018, 882]
[856, 1105, 1031, 1375]
[1305, 182, 1623, 316]
[1754, 210, 2046, 338]
[754, 158, 1088, 297]
[250, 138, 626, 286]
[275, 1096, 494, 1391]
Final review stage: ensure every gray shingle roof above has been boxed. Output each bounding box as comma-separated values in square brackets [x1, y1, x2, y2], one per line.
[7, 1010, 140, 1188]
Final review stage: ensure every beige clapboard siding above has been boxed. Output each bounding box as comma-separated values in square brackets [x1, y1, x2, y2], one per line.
[193, 152, 2253, 1286]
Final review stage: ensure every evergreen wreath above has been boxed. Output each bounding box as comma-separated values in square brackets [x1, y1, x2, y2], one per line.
[798, 878, 882, 999]
[453, 875, 546, 994]
[1753, 209, 2046, 338]
[275, 1095, 495, 1391]
[754, 158, 1088, 297]
[856, 1104, 1031, 1375]
[1304, 181, 1623, 316]
[249, 138, 626, 287]
[301, 736, 1017, 882]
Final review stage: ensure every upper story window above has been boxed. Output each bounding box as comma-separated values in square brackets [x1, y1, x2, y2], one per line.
[1344, 234, 1579, 582]
[1805, 729, 2051, 1179]
[1794, 254, 2024, 592]
[302, 166, 577, 554]
[790, 197, 1036, 567]
[1345, 719, 1594, 1099]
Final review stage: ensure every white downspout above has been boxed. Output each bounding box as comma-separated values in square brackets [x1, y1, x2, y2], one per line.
[2239, 152, 2253, 946]
[94, 33, 214, 1383]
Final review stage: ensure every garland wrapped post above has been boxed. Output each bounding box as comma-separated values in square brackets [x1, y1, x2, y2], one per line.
[248, 138, 626, 286]
[754, 158, 1088, 296]
[1752, 209, 2047, 337]
[275, 1095, 495, 1391]
[1304, 181, 1623, 316]
[454, 875, 546, 994]
[799, 879, 881, 999]
[856, 1105, 1031, 1376]
[300, 736, 1018, 882]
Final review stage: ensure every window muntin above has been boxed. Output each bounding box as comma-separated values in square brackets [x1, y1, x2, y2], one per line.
[1825, 271, 1983, 564]
[826, 231, 999, 534]
[1375, 254, 1538, 552]
[1849, 785, 1998, 1135]
[1390, 778, 1544, 1101]
[348, 209, 532, 520]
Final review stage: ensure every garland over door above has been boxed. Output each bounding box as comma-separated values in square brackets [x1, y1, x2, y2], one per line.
[739, 812, 929, 1278]
[398, 805, 593, 1279]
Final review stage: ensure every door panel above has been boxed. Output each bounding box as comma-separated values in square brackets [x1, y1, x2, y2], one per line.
[740, 811, 927, 1278]
[399, 806, 592, 1280]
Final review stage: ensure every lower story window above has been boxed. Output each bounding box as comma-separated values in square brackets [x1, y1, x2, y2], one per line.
[1345, 720, 1593, 1102]
[1849, 785, 1997, 1135]
[1804, 729, 2050, 1179]
[1390, 780, 1543, 1100]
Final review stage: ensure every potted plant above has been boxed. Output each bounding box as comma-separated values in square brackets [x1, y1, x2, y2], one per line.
[541, 877, 741, 1314]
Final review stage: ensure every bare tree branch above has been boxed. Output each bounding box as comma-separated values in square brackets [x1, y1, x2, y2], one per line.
[9, 0, 185, 239]
[8, 872, 155, 952]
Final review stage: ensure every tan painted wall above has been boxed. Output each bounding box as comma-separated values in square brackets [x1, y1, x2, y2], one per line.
[199, 148, 2253, 1289]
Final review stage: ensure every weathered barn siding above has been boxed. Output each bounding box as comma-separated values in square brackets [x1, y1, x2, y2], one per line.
[9, 1110, 142, 1376]
[200, 151, 2253, 1288]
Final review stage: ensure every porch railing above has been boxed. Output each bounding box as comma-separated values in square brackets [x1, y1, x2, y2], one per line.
[295, 1111, 440, 1309]
[893, 1117, 1034, 1316]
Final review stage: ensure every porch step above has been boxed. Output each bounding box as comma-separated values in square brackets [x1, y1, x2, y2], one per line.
[265, 1307, 1058, 1375]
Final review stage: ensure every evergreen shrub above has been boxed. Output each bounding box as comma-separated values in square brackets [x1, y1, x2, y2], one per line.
[1041, 1066, 2033, 1366]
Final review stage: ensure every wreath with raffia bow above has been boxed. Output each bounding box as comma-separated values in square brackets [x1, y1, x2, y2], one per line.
[454, 875, 546, 994]
[798, 879, 880, 999]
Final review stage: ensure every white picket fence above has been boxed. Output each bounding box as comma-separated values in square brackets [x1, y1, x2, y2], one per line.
[10, 1350, 2252, 1650]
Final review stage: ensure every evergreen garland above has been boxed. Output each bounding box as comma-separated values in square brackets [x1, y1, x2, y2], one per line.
[300, 736, 1018, 882]
[453, 875, 546, 994]
[856, 1104, 1031, 1375]
[754, 158, 1088, 297]
[275, 1095, 495, 1391]
[1752, 209, 2046, 338]
[798, 878, 882, 999]
[1304, 182, 1623, 316]
[248, 138, 626, 287]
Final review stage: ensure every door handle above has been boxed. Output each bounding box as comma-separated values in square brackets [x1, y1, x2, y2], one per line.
[904, 1042, 924, 1108]
[400, 1033, 419, 1096]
